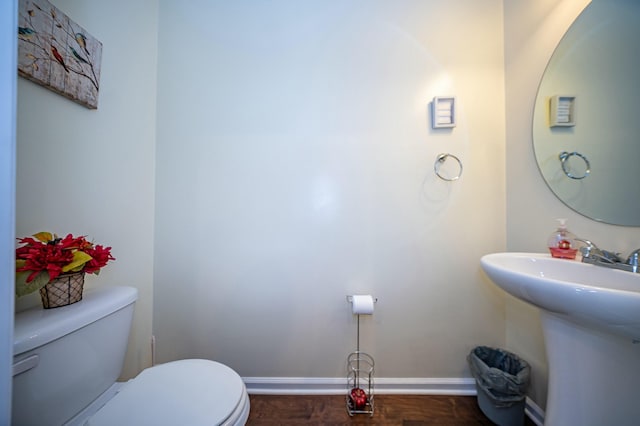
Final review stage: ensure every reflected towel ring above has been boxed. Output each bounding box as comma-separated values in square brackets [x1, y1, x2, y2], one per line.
[434, 153, 463, 181]
[559, 151, 590, 180]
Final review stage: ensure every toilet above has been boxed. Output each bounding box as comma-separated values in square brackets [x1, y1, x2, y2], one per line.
[12, 286, 250, 425]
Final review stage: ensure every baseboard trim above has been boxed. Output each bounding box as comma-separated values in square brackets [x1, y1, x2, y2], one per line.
[243, 376, 477, 395]
[243, 376, 545, 424]
[525, 396, 545, 426]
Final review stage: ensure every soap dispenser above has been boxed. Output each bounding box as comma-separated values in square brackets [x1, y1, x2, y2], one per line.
[548, 218, 578, 259]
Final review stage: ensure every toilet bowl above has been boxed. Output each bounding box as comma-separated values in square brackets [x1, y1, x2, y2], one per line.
[84, 359, 249, 426]
[12, 286, 250, 425]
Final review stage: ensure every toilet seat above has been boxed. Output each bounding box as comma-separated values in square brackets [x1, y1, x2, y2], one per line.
[87, 359, 250, 426]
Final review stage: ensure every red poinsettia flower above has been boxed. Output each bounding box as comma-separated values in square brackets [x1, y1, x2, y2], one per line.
[83, 245, 115, 274]
[16, 236, 74, 282]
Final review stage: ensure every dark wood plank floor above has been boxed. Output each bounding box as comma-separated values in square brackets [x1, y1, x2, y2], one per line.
[247, 394, 536, 425]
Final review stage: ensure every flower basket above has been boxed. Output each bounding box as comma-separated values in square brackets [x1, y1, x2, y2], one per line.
[15, 232, 114, 305]
[39, 272, 85, 309]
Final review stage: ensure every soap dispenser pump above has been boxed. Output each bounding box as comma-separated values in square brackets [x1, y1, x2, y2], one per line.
[548, 218, 578, 259]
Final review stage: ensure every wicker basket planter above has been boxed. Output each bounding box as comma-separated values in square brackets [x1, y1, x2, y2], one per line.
[39, 272, 85, 309]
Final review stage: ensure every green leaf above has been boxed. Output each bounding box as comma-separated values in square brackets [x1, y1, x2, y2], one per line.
[61, 251, 92, 273]
[15, 271, 49, 297]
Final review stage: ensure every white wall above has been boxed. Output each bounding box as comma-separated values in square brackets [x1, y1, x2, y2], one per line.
[1, 0, 17, 421]
[15, 0, 158, 378]
[504, 0, 640, 410]
[154, 0, 507, 381]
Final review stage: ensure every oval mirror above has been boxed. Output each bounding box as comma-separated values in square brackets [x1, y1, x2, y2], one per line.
[532, 0, 640, 226]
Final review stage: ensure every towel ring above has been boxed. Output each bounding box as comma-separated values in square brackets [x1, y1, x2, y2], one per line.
[434, 153, 463, 181]
[559, 151, 590, 180]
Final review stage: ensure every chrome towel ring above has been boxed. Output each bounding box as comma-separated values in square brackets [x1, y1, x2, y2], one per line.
[559, 151, 590, 180]
[434, 153, 463, 181]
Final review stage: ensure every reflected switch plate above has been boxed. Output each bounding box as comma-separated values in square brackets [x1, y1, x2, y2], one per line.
[549, 95, 575, 127]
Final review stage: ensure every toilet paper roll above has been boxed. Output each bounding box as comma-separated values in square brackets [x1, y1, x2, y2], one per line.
[351, 295, 375, 315]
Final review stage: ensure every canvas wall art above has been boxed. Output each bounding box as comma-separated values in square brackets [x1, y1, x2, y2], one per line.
[18, 0, 102, 109]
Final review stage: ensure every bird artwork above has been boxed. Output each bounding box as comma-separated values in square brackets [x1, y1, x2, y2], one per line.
[70, 46, 89, 64]
[18, 27, 36, 38]
[18, 0, 102, 109]
[75, 33, 90, 56]
[50, 45, 69, 72]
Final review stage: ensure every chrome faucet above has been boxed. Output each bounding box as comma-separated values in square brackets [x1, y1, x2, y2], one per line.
[626, 249, 640, 273]
[575, 238, 640, 273]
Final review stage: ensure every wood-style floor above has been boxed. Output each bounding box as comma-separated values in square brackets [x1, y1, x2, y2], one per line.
[247, 394, 536, 425]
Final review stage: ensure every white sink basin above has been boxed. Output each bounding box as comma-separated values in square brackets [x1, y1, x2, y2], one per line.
[481, 252, 640, 426]
[481, 252, 640, 340]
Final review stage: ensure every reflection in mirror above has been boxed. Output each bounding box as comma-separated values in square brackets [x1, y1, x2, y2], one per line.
[533, 0, 640, 226]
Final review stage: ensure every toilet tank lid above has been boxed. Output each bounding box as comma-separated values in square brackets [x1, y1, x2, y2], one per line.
[14, 286, 138, 356]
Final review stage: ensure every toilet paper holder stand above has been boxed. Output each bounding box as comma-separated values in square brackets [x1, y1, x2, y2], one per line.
[346, 295, 377, 417]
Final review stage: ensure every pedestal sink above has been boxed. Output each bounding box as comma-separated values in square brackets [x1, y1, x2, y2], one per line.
[481, 252, 640, 426]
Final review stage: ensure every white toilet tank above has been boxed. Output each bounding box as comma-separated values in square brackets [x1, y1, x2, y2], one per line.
[12, 286, 138, 426]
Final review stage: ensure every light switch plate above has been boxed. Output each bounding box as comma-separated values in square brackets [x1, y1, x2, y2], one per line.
[432, 96, 456, 128]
